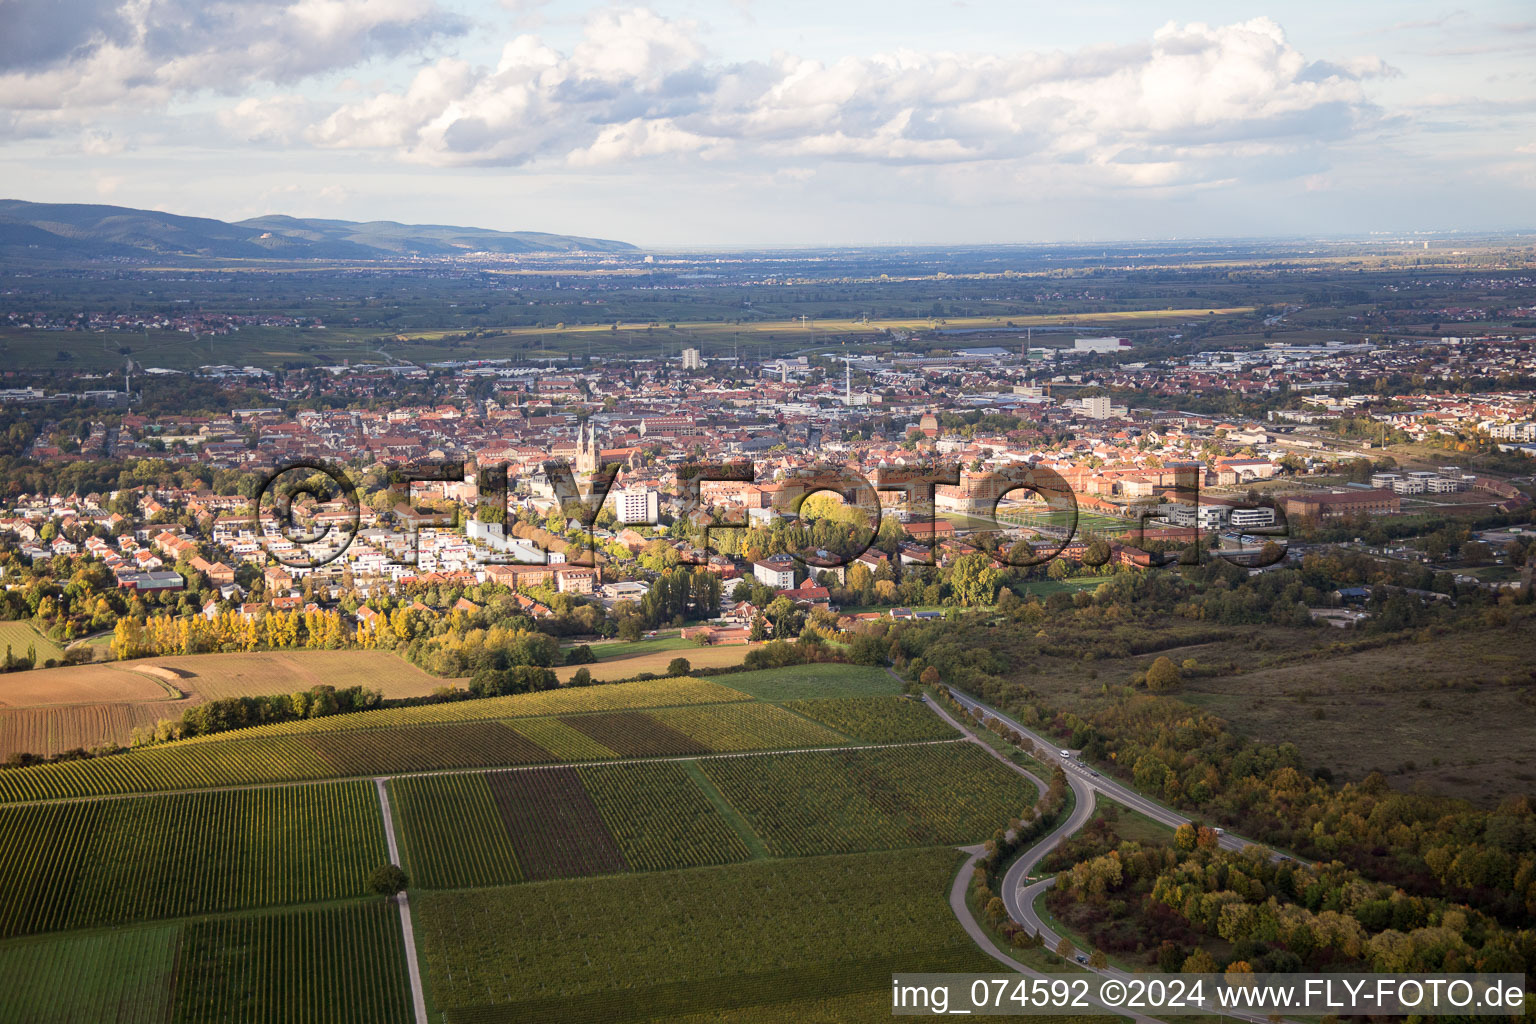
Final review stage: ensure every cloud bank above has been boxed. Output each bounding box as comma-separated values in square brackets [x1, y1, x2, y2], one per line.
[299, 11, 1390, 189]
[1, 4, 1395, 193]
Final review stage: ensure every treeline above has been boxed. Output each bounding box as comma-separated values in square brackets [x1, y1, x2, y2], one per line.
[112, 609, 355, 659]
[1039, 811, 1535, 976]
[134, 684, 384, 745]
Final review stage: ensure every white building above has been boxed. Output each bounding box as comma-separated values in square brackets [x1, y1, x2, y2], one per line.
[1081, 396, 1114, 419]
[1073, 337, 1130, 354]
[753, 559, 795, 589]
[1162, 503, 1228, 529]
[682, 347, 702, 370]
[608, 488, 660, 525]
[1229, 507, 1278, 530]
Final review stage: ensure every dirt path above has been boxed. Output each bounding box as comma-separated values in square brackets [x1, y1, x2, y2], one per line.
[375, 777, 429, 1024]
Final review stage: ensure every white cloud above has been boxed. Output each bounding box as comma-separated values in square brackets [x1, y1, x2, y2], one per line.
[219, 95, 318, 144]
[0, 0, 465, 130]
[297, 11, 1384, 193]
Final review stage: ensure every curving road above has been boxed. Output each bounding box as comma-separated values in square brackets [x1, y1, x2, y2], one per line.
[926, 684, 1303, 1024]
[942, 687, 1288, 859]
[917, 694, 1163, 1024]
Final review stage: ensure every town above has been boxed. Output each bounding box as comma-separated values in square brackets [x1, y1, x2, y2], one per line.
[2, 240, 1535, 1024]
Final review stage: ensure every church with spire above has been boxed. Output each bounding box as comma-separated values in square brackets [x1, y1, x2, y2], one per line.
[575, 420, 600, 476]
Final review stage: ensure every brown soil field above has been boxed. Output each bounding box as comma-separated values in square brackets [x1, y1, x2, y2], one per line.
[553, 644, 749, 684]
[142, 650, 450, 700]
[0, 650, 454, 759]
[0, 699, 199, 759]
[0, 664, 179, 707]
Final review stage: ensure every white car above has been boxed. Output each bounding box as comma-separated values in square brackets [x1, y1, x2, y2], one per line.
[1059, 749, 1072, 758]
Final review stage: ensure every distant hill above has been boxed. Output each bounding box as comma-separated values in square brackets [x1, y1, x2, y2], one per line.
[0, 200, 638, 261]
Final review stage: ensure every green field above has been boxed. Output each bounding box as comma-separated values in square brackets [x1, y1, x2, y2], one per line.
[0, 679, 789, 802]
[391, 731, 1011, 889]
[784, 696, 959, 743]
[577, 635, 692, 661]
[579, 760, 755, 872]
[989, 508, 1131, 535]
[700, 743, 1033, 856]
[713, 664, 900, 701]
[414, 847, 998, 1024]
[0, 781, 384, 936]
[0, 622, 67, 665]
[648, 701, 847, 750]
[1013, 577, 1109, 597]
[0, 663, 1042, 1021]
[0, 924, 180, 1024]
[176, 676, 753, 741]
[0, 303, 1259, 371]
[391, 761, 755, 889]
[0, 673, 949, 802]
[172, 902, 414, 1023]
[0, 901, 413, 1023]
[0, 702, 857, 803]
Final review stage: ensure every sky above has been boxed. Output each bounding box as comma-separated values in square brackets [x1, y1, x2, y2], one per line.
[1, 0, 1534, 246]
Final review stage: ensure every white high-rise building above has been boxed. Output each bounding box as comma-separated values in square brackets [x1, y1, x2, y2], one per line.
[1082, 396, 1113, 419]
[681, 347, 702, 370]
[610, 488, 659, 525]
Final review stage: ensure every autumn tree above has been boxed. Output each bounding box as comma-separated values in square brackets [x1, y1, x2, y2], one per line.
[368, 863, 409, 895]
[1182, 949, 1217, 973]
[1145, 655, 1181, 692]
[949, 552, 1000, 607]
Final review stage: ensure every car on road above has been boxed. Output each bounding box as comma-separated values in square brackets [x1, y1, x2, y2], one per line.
[1089, 770, 1100, 777]
[1075, 954, 1088, 964]
[1059, 749, 1071, 758]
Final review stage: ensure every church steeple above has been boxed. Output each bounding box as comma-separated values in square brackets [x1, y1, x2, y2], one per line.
[576, 420, 599, 476]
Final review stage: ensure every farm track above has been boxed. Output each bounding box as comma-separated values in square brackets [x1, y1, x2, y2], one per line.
[375, 778, 429, 1024]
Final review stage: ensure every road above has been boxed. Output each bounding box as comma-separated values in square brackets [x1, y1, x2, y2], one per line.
[917, 696, 1162, 1024]
[375, 778, 429, 1024]
[943, 687, 1276, 858]
[929, 686, 1301, 1024]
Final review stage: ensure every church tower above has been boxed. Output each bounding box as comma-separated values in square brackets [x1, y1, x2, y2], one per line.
[575, 421, 599, 476]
